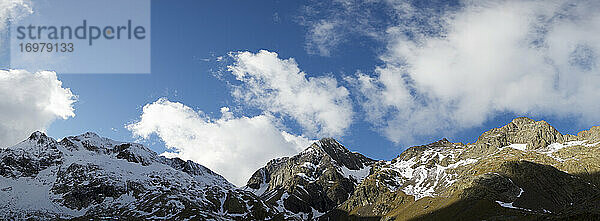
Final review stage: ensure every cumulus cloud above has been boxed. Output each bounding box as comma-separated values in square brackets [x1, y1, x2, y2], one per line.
[228, 50, 353, 137]
[301, 0, 600, 144]
[0, 69, 76, 147]
[127, 98, 312, 186]
[351, 0, 600, 144]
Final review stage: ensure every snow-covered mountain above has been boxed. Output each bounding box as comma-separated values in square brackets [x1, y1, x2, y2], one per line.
[1, 117, 599, 220]
[0, 132, 277, 220]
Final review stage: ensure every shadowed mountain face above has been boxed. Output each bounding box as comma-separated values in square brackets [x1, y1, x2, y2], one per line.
[1, 117, 599, 220]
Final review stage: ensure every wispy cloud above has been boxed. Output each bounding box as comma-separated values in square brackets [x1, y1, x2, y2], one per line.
[298, 0, 391, 56]
[0, 0, 33, 66]
[0, 0, 33, 31]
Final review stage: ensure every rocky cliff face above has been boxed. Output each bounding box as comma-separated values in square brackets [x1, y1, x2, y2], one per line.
[0, 132, 278, 220]
[244, 138, 375, 220]
[323, 117, 600, 220]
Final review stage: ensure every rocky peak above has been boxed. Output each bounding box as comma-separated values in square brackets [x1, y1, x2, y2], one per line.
[476, 117, 564, 150]
[577, 126, 600, 142]
[314, 138, 348, 154]
[433, 138, 450, 145]
[421, 138, 455, 149]
[510, 116, 536, 126]
[25, 131, 58, 148]
[416, 138, 456, 149]
[311, 138, 373, 170]
[79, 131, 100, 138]
[28, 131, 47, 140]
[1, 131, 62, 178]
[111, 143, 158, 166]
[7, 131, 60, 152]
[61, 132, 123, 152]
[396, 138, 459, 162]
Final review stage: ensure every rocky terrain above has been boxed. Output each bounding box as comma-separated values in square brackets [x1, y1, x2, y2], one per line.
[1, 117, 599, 220]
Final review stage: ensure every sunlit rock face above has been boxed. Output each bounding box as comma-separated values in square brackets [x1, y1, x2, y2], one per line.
[323, 117, 600, 221]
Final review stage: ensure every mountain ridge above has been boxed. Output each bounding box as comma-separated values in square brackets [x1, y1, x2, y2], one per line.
[1, 117, 599, 220]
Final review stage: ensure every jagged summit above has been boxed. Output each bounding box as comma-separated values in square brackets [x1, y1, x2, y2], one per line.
[23, 131, 58, 146]
[3, 132, 61, 159]
[435, 137, 450, 144]
[476, 117, 564, 150]
[28, 131, 47, 139]
[309, 138, 373, 170]
[421, 137, 456, 148]
[510, 116, 537, 125]
[77, 131, 101, 138]
[395, 137, 462, 162]
[577, 126, 600, 142]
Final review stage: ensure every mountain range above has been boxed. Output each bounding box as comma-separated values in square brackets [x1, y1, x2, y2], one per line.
[1, 117, 599, 220]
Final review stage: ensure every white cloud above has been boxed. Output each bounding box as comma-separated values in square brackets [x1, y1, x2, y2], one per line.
[127, 98, 312, 186]
[301, 0, 600, 144]
[0, 0, 33, 31]
[0, 69, 76, 147]
[228, 50, 353, 137]
[352, 0, 600, 144]
[0, 2, 73, 147]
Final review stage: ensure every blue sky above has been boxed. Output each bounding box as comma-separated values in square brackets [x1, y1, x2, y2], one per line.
[47, 0, 404, 158]
[3, 0, 600, 185]
[48, 0, 593, 155]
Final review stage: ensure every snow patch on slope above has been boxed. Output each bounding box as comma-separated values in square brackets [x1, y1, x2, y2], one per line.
[540, 141, 590, 162]
[339, 165, 371, 183]
[504, 144, 528, 151]
[385, 147, 478, 200]
[495, 201, 532, 212]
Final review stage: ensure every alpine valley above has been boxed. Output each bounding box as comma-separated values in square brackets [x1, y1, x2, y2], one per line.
[1, 117, 599, 220]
